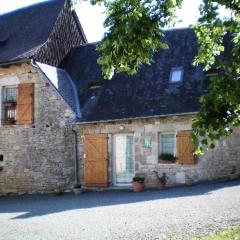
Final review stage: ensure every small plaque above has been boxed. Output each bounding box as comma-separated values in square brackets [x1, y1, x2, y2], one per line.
[144, 139, 152, 148]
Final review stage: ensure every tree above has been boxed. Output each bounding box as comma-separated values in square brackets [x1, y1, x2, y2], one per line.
[74, 0, 240, 153]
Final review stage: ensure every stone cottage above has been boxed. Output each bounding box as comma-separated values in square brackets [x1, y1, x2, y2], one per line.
[0, 1, 239, 195]
[62, 29, 240, 188]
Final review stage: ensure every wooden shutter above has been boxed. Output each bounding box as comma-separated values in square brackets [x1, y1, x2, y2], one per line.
[84, 134, 108, 187]
[17, 83, 34, 125]
[177, 130, 195, 164]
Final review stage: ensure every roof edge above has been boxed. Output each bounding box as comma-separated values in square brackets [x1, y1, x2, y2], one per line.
[67, 0, 87, 43]
[34, 61, 78, 118]
[0, 58, 30, 67]
[74, 112, 197, 125]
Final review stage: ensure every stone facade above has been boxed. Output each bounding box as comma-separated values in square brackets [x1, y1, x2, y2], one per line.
[0, 62, 76, 195]
[74, 115, 240, 188]
[0, 63, 239, 195]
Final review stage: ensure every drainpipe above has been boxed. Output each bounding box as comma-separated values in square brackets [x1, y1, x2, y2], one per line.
[72, 126, 80, 186]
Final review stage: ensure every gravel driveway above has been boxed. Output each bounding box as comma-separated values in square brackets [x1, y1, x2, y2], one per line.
[0, 180, 240, 240]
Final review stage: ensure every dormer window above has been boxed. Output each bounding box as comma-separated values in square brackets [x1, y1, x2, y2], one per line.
[205, 68, 218, 77]
[89, 80, 101, 89]
[170, 67, 183, 82]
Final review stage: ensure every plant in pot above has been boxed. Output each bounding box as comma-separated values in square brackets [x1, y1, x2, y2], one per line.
[73, 183, 82, 195]
[153, 171, 167, 190]
[4, 117, 16, 125]
[132, 176, 145, 192]
[158, 153, 176, 164]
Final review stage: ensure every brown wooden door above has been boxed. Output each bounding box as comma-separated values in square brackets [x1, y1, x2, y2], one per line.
[84, 134, 108, 187]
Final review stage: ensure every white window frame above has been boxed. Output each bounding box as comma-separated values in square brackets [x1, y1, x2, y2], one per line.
[159, 132, 177, 157]
[0, 76, 20, 126]
[113, 133, 135, 186]
[170, 67, 184, 83]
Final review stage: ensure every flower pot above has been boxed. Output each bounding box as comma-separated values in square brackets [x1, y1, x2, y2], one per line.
[185, 178, 194, 186]
[3, 119, 16, 125]
[157, 180, 166, 190]
[73, 188, 82, 195]
[132, 181, 144, 192]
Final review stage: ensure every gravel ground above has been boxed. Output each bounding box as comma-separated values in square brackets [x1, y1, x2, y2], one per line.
[0, 180, 240, 240]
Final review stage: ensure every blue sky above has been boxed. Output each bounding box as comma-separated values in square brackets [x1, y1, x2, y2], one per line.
[0, 0, 228, 43]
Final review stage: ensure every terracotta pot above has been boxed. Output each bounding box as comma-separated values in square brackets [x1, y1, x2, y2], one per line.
[157, 181, 166, 190]
[73, 188, 82, 195]
[132, 181, 144, 192]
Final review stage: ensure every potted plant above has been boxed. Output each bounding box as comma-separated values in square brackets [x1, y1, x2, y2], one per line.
[132, 176, 145, 192]
[3, 117, 16, 125]
[73, 183, 82, 195]
[158, 153, 176, 164]
[154, 171, 167, 190]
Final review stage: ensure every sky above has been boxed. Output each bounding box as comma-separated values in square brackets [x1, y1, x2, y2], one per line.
[0, 0, 229, 43]
[75, 0, 202, 42]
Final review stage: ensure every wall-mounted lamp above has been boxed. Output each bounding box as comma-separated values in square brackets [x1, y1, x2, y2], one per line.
[119, 125, 125, 131]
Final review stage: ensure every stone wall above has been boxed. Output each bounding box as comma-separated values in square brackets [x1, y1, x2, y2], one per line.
[74, 115, 240, 187]
[0, 62, 76, 195]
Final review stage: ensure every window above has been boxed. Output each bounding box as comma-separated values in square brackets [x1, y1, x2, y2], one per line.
[2, 86, 17, 125]
[88, 80, 101, 89]
[170, 67, 183, 82]
[160, 134, 176, 155]
[0, 83, 34, 126]
[205, 68, 218, 77]
[159, 133, 176, 163]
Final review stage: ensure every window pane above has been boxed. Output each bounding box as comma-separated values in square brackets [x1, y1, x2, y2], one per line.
[160, 134, 175, 155]
[170, 68, 183, 82]
[4, 87, 17, 101]
[2, 87, 18, 124]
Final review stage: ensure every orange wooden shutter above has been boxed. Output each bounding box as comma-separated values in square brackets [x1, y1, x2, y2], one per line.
[84, 134, 108, 187]
[177, 130, 195, 164]
[17, 83, 34, 125]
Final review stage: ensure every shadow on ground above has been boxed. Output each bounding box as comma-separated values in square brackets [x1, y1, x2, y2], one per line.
[0, 180, 239, 219]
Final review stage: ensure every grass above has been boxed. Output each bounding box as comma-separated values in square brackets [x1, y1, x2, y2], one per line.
[193, 227, 240, 240]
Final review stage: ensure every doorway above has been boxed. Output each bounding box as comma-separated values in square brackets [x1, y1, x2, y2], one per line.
[113, 134, 134, 186]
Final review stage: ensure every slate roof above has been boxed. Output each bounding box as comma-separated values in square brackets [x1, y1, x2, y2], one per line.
[0, 0, 65, 63]
[37, 62, 81, 118]
[61, 28, 209, 122]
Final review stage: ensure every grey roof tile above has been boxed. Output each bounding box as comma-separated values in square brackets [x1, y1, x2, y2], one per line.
[61, 28, 208, 122]
[0, 0, 65, 63]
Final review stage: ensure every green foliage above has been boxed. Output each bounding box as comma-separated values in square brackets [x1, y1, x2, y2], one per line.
[132, 176, 145, 183]
[153, 171, 167, 183]
[194, 226, 240, 240]
[191, 0, 240, 153]
[158, 153, 176, 162]
[94, 0, 183, 79]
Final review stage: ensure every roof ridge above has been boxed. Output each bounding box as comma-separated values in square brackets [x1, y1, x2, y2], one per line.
[163, 27, 192, 32]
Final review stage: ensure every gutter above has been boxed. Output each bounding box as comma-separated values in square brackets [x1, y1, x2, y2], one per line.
[0, 58, 30, 67]
[72, 126, 80, 186]
[73, 112, 198, 125]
